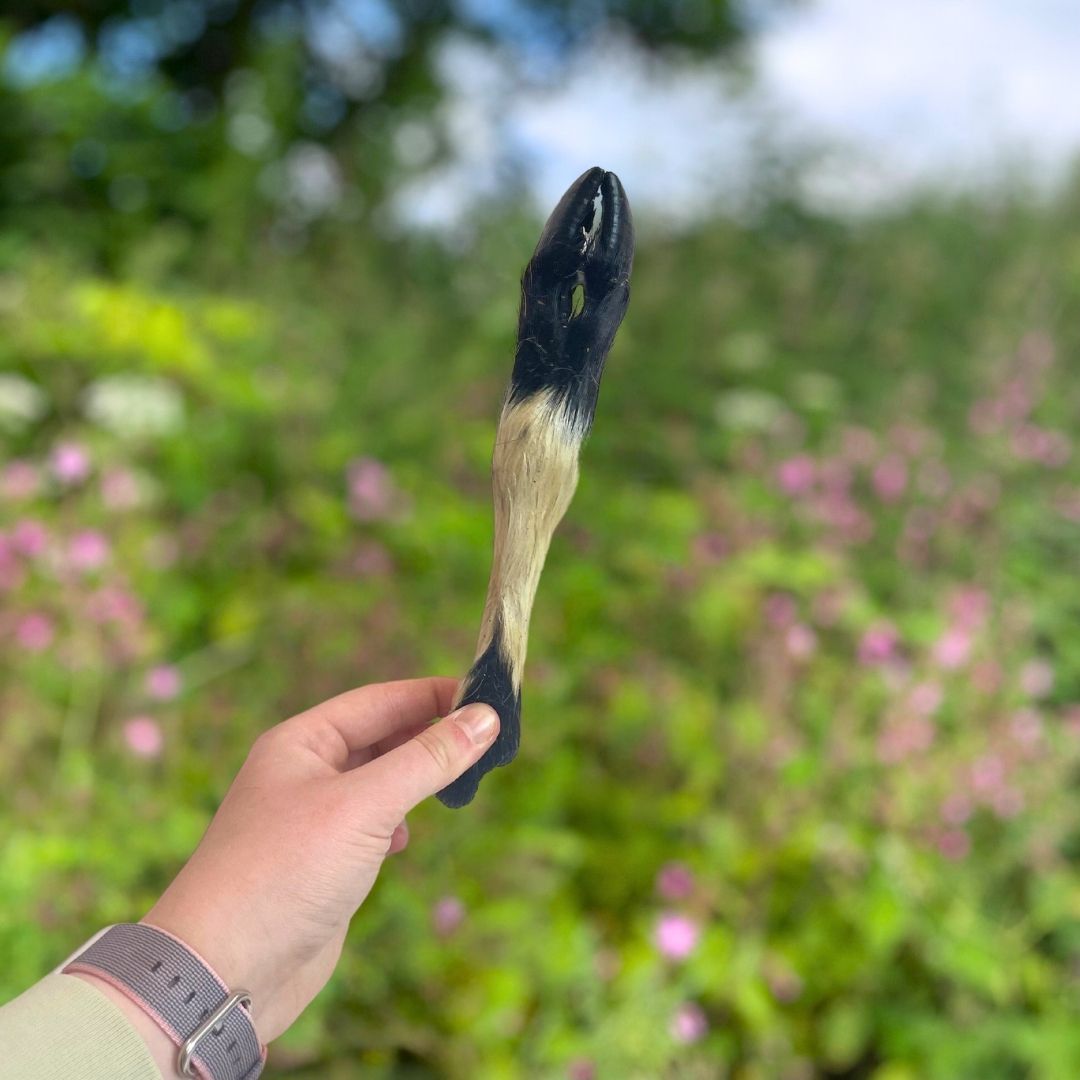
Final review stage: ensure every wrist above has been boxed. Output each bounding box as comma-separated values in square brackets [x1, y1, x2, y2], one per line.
[63, 922, 266, 1079]
[144, 897, 276, 1046]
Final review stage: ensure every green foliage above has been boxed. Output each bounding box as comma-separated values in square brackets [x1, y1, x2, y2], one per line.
[0, 0, 776, 263]
[3, 174, 1080, 1078]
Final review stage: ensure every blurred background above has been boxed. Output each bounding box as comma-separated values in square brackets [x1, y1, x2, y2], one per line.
[2, 1, 1080, 1076]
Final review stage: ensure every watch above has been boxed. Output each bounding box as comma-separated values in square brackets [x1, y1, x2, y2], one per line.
[63, 922, 265, 1080]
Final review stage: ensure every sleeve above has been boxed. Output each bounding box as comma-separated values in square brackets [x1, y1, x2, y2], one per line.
[0, 972, 162, 1080]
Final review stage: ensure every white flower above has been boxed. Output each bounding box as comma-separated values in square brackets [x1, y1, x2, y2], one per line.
[82, 375, 184, 438]
[283, 142, 343, 216]
[714, 388, 784, 432]
[0, 374, 47, 430]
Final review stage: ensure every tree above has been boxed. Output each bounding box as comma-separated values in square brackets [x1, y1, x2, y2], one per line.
[0, 0, 790, 261]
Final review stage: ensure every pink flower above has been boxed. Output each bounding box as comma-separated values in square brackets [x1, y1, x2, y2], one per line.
[840, 426, 878, 465]
[655, 862, 694, 901]
[1065, 705, 1080, 739]
[940, 793, 972, 825]
[908, 681, 943, 717]
[858, 622, 899, 665]
[971, 660, 1002, 695]
[123, 716, 164, 759]
[67, 530, 110, 572]
[948, 587, 990, 630]
[1012, 425, 1071, 468]
[937, 829, 971, 860]
[971, 754, 1006, 796]
[764, 593, 797, 628]
[146, 664, 182, 701]
[1, 460, 41, 499]
[51, 441, 91, 484]
[347, 457, 398, 521]
[1043, 430, 1070, 467]
[691, 532, 729, 563]
[16, 612, 55, 652]
[567, 1059, 597, 1080]
[933, 627, 972, 670]
[1054, 487, 1080, 523]
[1019, 659, 1054, 699]
[829, 501, 872, 544]
[786, 623, 818, 661]
[908, 716, 935, 751]
[818, 458, 853, 494]
[86, 586, 143, 628]
[670, 1002, 708, 1044]
[11, 519, 48, 557]
[889, 423, 933, 456]
[101, 468, 143, 509]
[1009, 708, 1043, 751]
[776, 455, 815, 496]
[947, 478, 1001, 527]
[876, 717, 935, 764]
[872, 454, 908, 503]
[992, 787, 1024, 820]
[819, 493, 874, 543]
[654, 912, 700, 961]
[1001, 378, 1034, 421]
[0, 534, 23, 591]
[432, 896, 465, 936]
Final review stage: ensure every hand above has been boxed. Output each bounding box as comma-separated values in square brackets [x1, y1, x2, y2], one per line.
[75, 678, 498, 1061]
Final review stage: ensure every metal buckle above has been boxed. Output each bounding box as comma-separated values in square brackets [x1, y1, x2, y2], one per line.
[177, 989, 253, 1077]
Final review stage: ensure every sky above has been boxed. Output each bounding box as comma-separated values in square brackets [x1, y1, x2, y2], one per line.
[7, 0, 1080, 229]
[402, 0, 1080, 227]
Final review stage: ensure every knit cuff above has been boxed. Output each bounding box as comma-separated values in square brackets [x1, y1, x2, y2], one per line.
[0, 971, 161, 1080]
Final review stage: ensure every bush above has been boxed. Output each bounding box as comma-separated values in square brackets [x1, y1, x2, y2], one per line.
[2, 188, 1080, 1077]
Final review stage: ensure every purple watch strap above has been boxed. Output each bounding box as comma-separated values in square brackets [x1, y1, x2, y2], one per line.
[64, 923, 264, 1080]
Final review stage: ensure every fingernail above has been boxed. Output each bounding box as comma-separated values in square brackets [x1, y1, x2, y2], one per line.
[453, 703, 499, 745]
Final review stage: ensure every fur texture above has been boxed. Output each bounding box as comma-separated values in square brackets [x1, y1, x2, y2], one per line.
[438, 168, 634, 809]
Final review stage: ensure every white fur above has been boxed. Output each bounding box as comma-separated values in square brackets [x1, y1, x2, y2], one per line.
[463, 388, 583, 696]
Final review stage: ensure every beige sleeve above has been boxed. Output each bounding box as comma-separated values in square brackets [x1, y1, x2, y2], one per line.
[0, 972, 162, 1080]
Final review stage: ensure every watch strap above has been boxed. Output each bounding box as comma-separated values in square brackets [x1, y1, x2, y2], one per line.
[64, 922, 264, 1080]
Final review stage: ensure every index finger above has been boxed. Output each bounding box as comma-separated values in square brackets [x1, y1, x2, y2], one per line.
[279, 677, 459, 771]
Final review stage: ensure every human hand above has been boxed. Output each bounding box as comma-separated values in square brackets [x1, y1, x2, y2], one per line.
[126, 678, 497, 1049]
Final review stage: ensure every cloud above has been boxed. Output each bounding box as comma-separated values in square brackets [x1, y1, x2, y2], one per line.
[399, 1, 1080, 226]
[759, 0, 1080, 203]
[511, 40, 771, 225]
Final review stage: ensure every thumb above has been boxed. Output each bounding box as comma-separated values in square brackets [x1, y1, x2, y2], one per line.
[359, 703, 499, 817]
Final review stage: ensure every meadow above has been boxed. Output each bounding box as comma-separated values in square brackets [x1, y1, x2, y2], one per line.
[2, 176, 1080, 1077]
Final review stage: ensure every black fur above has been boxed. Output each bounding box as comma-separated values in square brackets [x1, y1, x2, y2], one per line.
[510, 168, 634, 432]
[437, 619, 522, 808]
